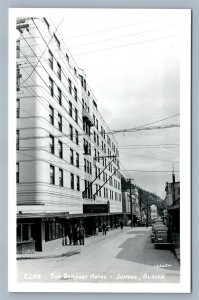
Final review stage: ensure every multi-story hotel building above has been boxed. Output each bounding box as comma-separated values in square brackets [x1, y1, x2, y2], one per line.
[16, 17, 122, 253]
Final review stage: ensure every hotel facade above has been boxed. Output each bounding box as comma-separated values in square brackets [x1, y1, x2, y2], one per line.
[16, 17, 123, 253]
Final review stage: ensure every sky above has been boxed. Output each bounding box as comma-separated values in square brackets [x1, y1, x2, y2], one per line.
[50, 9, 184, 199]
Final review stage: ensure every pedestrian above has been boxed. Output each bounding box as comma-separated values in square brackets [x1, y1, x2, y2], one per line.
[120, 219, 124, 230]
[102, 223, 107, 235]
[98, 225, 102, 234]
[79, 225, 85, 245]
[68, 225, 73, 245]
[72, 224, 78, 245]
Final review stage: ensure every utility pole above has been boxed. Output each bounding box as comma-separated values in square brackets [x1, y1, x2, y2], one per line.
[128, 179, 134, 227]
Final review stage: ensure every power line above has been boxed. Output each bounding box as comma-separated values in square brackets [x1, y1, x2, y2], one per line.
[73, 34, 180, 56]
[68, 24, 179, 49]
[19, 18, 64, 85]
[59, 18, 158, 40]
[119, 151, 179, 163]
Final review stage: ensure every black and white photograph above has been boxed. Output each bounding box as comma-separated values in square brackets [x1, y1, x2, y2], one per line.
[8, 8, 191, 293]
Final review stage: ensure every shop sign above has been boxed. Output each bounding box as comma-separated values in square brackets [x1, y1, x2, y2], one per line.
[83, 204, 108, 214]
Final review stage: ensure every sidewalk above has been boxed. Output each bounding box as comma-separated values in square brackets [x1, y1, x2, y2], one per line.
[17, 227, 130, 260]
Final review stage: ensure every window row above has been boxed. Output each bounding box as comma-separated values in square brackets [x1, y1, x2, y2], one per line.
[50, 165, 80, 191]
[70, 148, 79, 168]
[83, 139, 91, 155]
[69, 101, 78, 123]
[84, 159, 92, 174]
[49, 135, 63, 158]
[49, 76, 78, 104]
[49, 105, 62, 131]
[69, 124, 79, 145]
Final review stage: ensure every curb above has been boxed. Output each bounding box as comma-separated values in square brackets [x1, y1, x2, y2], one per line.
[17, 248, 81, 260]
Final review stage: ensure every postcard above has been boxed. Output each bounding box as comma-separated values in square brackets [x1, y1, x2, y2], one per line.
[8, 8, 191, 293]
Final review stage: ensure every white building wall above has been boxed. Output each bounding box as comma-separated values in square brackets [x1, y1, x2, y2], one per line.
[17, 17, 122, 216]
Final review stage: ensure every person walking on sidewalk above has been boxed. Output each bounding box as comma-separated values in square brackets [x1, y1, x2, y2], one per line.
[102, 223, 107, 235]
[79, 225, 85, 245]
[120, 219, 124, 230]
[72, 224, 78, 245]
[68, 225, 73, 245]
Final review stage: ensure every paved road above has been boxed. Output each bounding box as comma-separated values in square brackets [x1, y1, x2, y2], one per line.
[17, 227, 180, 283]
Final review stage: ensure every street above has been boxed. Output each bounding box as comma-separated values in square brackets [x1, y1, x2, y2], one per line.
[17, 227, 180, 283]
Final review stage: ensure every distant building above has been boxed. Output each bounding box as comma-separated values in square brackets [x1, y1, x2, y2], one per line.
[164, 173, 180, 250]
[150, 204, 158, 220]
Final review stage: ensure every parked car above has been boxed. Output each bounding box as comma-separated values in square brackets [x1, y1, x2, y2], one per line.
[154, 225, 171, 248]
[151, 223, 164, 242]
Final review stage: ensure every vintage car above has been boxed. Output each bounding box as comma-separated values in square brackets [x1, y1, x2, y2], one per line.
[151, 222, 164, 242]
[153, 225, 171, 248]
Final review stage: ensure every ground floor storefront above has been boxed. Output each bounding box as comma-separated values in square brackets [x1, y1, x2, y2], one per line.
[17, 212, 124, 254]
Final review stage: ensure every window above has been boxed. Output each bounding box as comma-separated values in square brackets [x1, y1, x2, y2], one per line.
[74, 87, 77, 101]
[50, 165, 55, 184]
[70, 148, 74, 165]
[16, 40, 20, 58]
[74, 68, 77, 76]
[77, 176, 80, 191]
[68, 78, 72, 94]
[75, 108, 78, 123]
[69, 124, 73, 141]
[59, 169, 63, 187]
[49, 135, 54, 154]
[84, 79, 87, 91]
[97, 135, 99, 146]
[66, 53, 69, 62]
[54, 34, 60, 49]
[84, 159, 86, 172]
[16, 66, 21, 91]
[79, 75, 83, 87]
[75, 130, 79, 145]
[48, 50, 53, 69]
[76, 153, 79, 168]
[57, 87, 62, 105]
[16, 163, 19, 183]
[58, 141, 63, 158]
[70, 173, 74, 189]
[49, 105, 54, 125]
[90, 162, 92, 175]
[49, 77, 54, 97]
[96, 119, 98, 130]
[16, 99, 20, 118]
[16, 130, 19, 150]
[94, 131, 96, 143]
[58, 114, 62, 132]
[69, 101, 72, 117]
[87, 161, 89, 173]
[57, 62, 61, 80]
